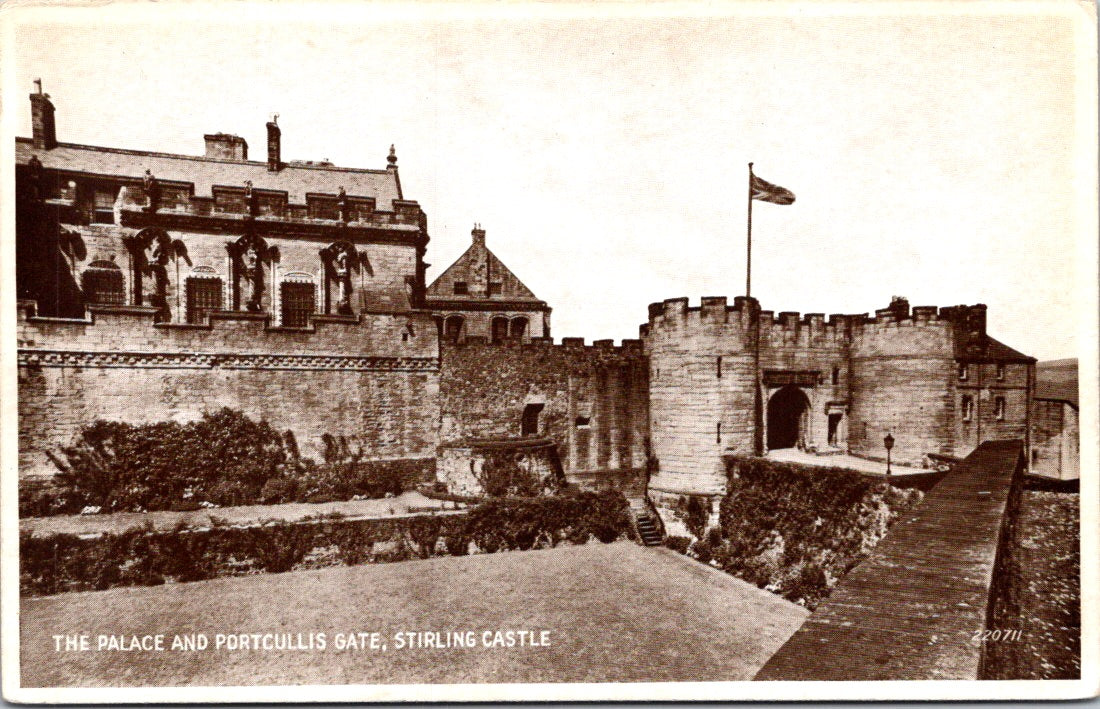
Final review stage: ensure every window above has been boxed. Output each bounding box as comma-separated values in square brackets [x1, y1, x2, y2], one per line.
[716, 422, 722, 444]
[962, 395, 974, 422]
[575, 416, 591, 428]
[996, 363, 1006, 381]
[453, 281, 468, 295]
[510, 317, 528, 340]
[92, 188, 119, 224]
[717, 356, 723, 379]
[958, 363, 969, 381]
[491, 316, 509, 343]
[489, 282, 502, 296]
[443, 315, 464, 343]
[185, 277, 223, 324]
[831, 366, 840, 385]
[521, 403, 544, 436]
[995, 396, 1006, 421]
[280, 281, 315, 327]
[80, 261, 125, 305]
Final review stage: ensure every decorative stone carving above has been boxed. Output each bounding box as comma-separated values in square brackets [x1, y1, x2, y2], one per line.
[227, 233, 271, 312]
[320, 240, 359, 315]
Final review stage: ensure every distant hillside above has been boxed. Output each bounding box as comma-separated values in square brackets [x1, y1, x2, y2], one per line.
[1035, 358, 1077, 406]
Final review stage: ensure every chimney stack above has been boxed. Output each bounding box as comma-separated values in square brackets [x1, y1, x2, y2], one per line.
[266, 115, 281, 172]
[472, 223, 486, 248]
[204, 133, 248, 161]
[30, 79, 57, 150]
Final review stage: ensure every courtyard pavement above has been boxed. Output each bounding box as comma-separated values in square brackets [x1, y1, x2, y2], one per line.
[20, 541, 809, 686]
[766, 448, 936, 476]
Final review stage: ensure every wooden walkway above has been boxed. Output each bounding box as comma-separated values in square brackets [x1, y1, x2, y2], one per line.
[755, 440, 1024, 681]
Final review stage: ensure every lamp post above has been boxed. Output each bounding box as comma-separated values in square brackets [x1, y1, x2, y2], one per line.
[883, 432, 895, 477]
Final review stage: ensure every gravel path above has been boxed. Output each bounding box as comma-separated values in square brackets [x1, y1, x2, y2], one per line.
[20, 492, 457, 538]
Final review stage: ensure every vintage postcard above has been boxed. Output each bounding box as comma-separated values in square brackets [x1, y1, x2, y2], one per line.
[2, 0, 1096, 702]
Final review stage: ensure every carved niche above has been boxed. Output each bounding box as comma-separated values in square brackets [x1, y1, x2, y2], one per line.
[226, 233, 272, 312]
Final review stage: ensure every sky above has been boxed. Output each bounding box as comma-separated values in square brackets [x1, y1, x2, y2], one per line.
[5, 1, 1095, 361]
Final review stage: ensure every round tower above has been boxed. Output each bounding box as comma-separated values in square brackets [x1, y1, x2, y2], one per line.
[847, 303, 959, 466]
[644, 296, 758, 499]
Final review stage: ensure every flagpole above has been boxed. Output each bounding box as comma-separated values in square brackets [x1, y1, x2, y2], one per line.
[746, 162, 754, 298]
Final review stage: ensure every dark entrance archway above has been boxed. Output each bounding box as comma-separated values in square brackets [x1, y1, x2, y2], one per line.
[767, 385, 810, 450]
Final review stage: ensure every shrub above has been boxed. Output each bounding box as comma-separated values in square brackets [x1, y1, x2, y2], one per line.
[715, 456, 923, 608]
[680, 495, 710, 540]
[260, 477, 297, 504]
[41, 411, 437, 515]
[664, 535, 691, 554]
[408, 516, 442, 559]
[444, 528, 470, 556]
[691, 539, 713, 564]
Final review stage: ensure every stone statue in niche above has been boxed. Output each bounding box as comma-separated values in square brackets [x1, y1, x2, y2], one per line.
[321, 241, 357, 315]
[333, 248, 352, 313]
[148, 232, 172, 305]
[243, 241, 263, 311]
[227, 234, 269, 312]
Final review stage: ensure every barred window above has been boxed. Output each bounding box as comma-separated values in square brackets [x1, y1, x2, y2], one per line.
[453, 281, 468, 295]
[81, 261, 125, 305]
[186, 277, 223, 324]
[489, 281, 502, 296]
[281, 281, 315, 327]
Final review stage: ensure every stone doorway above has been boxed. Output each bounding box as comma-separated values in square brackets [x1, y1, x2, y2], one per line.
[767, 385, 810, 450]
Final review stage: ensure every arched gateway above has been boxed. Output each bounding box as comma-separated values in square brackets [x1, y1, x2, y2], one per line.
[767, 385, 810, 450]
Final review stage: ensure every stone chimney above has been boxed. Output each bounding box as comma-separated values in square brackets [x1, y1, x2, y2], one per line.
[30, 80, 57, 150]
[266, 116, 281, 171]
[472, 223, 486, 248]
[204, 133, 248, 160]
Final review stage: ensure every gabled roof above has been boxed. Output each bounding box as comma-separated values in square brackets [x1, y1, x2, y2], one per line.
[16, 138, 403, 209]
[984, 336, 1034, 364]
[1035, 358, 1078, 408]
[426, 227, 545, 306]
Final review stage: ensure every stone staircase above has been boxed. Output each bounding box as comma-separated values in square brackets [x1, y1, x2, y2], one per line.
[629, 497, 664, 547]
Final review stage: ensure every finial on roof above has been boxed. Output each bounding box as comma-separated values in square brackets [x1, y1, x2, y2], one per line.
[387, 144, 397, 168]
[34, 78, 42, 94]
[271, 113, 279, 125]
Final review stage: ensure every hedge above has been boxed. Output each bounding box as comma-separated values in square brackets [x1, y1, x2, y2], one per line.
[20, 489, 634, 597]
[20, 409, 435, 516]
[708, 456, 924, 609]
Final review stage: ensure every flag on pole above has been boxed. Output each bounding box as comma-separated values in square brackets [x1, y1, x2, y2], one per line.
[750, 173, 796, 205]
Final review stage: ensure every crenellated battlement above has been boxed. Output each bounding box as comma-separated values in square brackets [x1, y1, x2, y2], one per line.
[645, 295, 984, 342]
[444, 333, 645, 359]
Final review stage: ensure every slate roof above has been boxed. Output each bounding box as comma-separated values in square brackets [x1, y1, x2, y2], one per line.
[426, 232, 545, 306]
[15, 138, 402, 209]
[983, 335, 1034, 363]
[1035, 358, 1078, 408]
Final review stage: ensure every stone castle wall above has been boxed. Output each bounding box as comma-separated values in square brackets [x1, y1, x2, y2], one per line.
[438, 337, 648, 477]
[17, 301, 440, 481]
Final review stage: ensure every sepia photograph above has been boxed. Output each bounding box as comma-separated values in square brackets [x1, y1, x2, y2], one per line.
[2, 0, 1096, 702]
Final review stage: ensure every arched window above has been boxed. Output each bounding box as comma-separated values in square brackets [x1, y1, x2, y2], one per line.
[509, 317, 528, 340]
[80, 260, 125, 305]
[443, 315, 464, 344]
[185, 267, 223, 324]
[491, 316, 509, 344]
